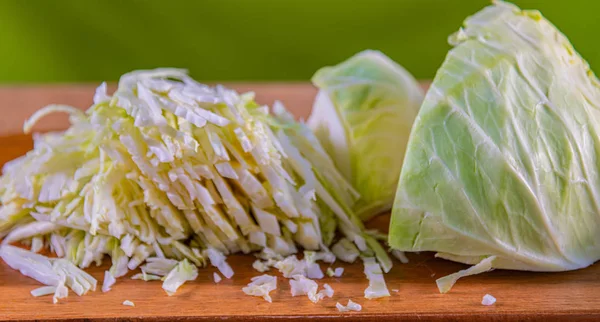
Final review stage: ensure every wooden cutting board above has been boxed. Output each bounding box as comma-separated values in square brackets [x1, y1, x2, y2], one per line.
[0, 84, 599, 322]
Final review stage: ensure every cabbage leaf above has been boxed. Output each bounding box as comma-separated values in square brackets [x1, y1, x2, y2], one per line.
[309, 50, 424, 219]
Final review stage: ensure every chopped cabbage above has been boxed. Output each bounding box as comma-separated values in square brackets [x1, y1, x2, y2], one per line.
[31, 286, 58, 297]
[273, 251, 333, 280]
[242, 274, 277, 303]
[53, 283, 69, 304]
[204, 248, 234, 279]
[363, 257, 390, 299]
[122, 300, 135, 307]
[303, 251, 325, 279]
[331, 238, 359, 263]
[213, 272, 222, 283]
[252, 259, 270, 273]
[289, 275, 321, 303]
[131, 272, 162, 281]
[390, 1, 600, 293]
[326, 267, 334, 277]
[162, 259, 198, 296]
[275, 255, 306, 278]
[31, 236, 44, 253]
[325, 266, 343, 277]
[333, 267, 344, 277]
[482, 294, 496, 306]
[336, 299, 362, 312]
[435, 256, 496, 294]
[318, 283, 334, 298]
[102, 270, 116, 292]
[309, 50, 424, 219]
[141, 257, 178, 276]
[306, 262, 324, 279]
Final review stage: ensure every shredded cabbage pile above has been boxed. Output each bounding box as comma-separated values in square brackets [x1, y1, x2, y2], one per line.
[0, 68, 392, 301]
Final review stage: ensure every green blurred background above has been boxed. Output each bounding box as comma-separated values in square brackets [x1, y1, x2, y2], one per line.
[0, 0, 597, 83]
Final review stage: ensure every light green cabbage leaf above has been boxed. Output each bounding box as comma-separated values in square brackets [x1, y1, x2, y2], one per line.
[309, 50, 424, 219]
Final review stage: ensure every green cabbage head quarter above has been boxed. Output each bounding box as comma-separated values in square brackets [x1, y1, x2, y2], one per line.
[390, 1, 600, 291]
[309, 50, 424, 220]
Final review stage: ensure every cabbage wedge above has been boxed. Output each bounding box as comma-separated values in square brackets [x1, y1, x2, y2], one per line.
[309, 50, 424, 219]
[390, 1, 600, 292]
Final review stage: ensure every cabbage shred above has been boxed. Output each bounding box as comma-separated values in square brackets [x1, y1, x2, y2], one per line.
[0, 69, 391, 299]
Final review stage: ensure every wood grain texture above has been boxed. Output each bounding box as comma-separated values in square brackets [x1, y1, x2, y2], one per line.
[0, 84, 599, 322]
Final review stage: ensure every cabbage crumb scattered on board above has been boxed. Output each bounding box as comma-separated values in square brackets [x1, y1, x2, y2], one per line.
[363, 257, 390, 299]
[318, 283, 334, 298]
[242, 275, 277, 303]
[336, 299, 362, 312]
[122, 300, 135, 307]
[289, 275, 321, 303]
[162, 259, 198, 296]
[213, 272, 222, 283]
[252, 259, 270, 273]
[482, 294, 496, 306]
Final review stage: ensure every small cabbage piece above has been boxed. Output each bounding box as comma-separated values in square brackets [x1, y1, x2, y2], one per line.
[273, 251, 331, 279]
[336, 299, 362, 312]
[122, 300, 135, 307]
[131, 272, 162, 281]
[213, 272, 222, 283]
[390, 1, 600, 292]
[326, 266, 344, 277]
[289, 275, 321, 303]
[140, 257, 178, 276]
[362, 257, 390, 299]
[482, 294, 497, 306]
[309, 50, 424, 219]
[242, 274, 277, 303]
[31, 286, 58, 298]
[331, 238, 359, 263]
[102, 271, 116, 292]
[252, 259, 270, 273]
[435, 256, 496, 294]
[162, 259, 198, 296]
[274, 255, 306, 278]
[326, 267, 335, 277]
[333, 267, 344, 277]
[306, 263, 324, 279]
[318, 283, 334, 298]
[204, 248, 234, 279]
